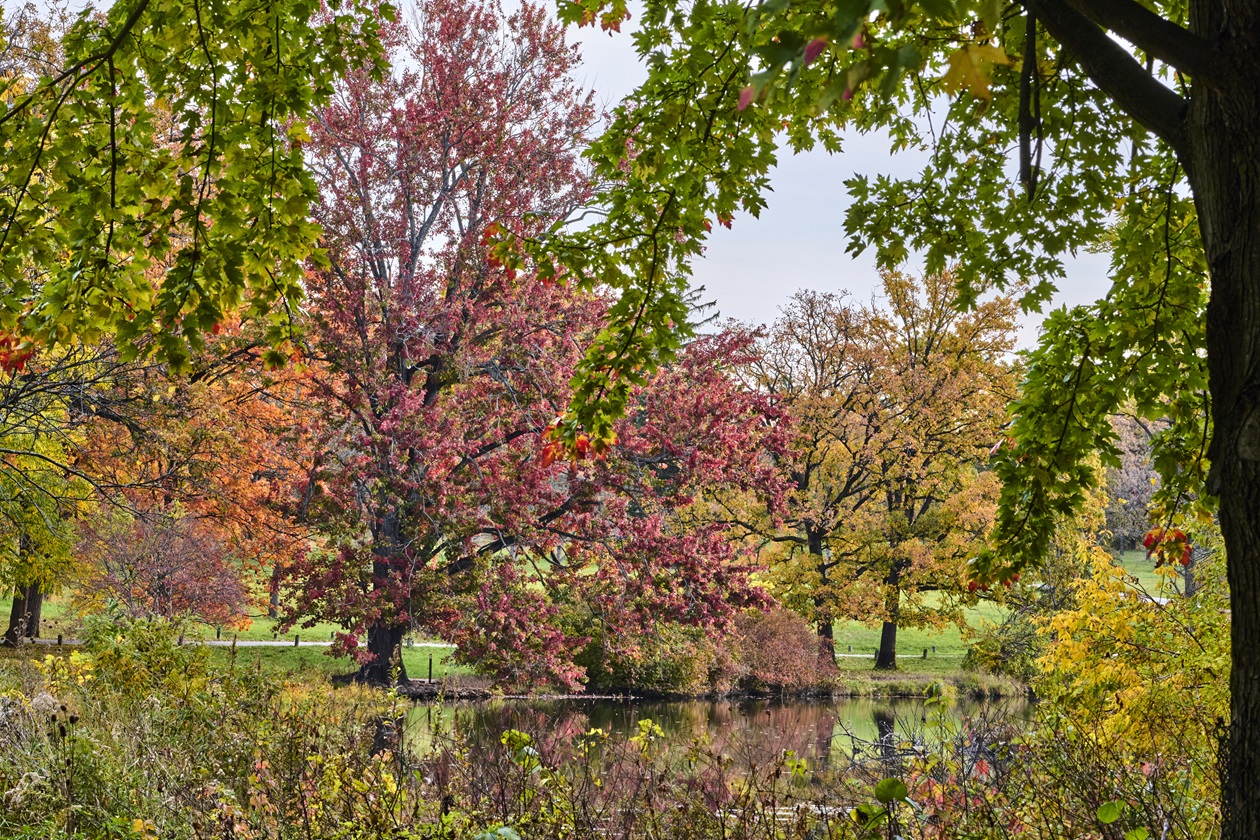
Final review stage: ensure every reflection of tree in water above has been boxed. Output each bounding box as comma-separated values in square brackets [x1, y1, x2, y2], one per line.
[406, 696, 1028, 778]
[873, 706, 899, 767]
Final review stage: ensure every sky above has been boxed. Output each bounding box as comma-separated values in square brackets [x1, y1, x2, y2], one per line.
[569, 23, 1113, 348]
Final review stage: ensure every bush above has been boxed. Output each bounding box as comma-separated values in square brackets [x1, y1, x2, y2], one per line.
[577, 622, 735, 694]
[730, 607, 823, 691]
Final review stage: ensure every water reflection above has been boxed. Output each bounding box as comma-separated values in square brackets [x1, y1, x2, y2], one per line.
[406, 696, 1029, 769]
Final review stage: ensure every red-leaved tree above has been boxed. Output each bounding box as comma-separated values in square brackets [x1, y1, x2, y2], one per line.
[283, 0, 788, 687]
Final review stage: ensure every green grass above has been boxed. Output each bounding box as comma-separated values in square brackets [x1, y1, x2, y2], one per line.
[830, 598, 1008, 674]
[1116, 548, 1186, 595]
[0, 594, 372, 643]
[203, 643, 472, 680]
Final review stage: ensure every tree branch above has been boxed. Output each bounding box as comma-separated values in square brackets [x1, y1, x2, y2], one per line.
[1024, 0, 1187, 156]
[1064, 0, 1221, 85]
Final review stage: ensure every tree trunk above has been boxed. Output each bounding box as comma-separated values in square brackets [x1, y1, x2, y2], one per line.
[358, 621, 409, 684]
[816, 615, 836, 665]
[1185, 546, 1204, 599]
[268, 562, 281, 620]
[1185, 4, 1260, 834]
[357, 509, 410, 685]
[809, 530, 837, 665]
[874, 572, 901, 670]
[4, 582, 42, 646]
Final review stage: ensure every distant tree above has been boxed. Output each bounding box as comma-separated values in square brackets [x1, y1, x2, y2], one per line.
[76, 507, 248, 627]
[76, 324, 319, 617]
[1104, 415, 1163, 552]
[735, 271, 1017, 669]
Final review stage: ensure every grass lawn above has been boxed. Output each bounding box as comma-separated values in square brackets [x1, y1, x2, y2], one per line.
[204, 643, 473, 680]
[1116, 548, 1187, 596]
[0, 593, 368, 643]
[0, 593, 471, 682]
[831, 598, 1008, 673]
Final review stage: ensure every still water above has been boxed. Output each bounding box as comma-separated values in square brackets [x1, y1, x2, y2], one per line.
[405, 696, 1030, 767]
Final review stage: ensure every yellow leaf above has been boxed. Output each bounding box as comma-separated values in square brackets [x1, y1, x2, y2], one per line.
[942, 44, 1010, 98]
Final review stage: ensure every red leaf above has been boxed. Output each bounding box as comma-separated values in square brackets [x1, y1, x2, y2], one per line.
[804, 38, 827, 66]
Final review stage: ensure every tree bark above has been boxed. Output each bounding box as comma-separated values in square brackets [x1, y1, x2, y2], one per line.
[357, 508, 410, 685]
[359, 621, 409, 684]
[809, 530, 837, 665]
[268, 562, 281, 620]
[1185, 2, 1260, 834]
[4, 582, 42, 646]
[874, 571, 901, 671]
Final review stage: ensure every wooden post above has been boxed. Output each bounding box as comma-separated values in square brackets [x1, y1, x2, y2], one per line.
[216, 627, 221, 640]
[294, 634, 300, 647]
[923, 648, 928, 660]
[57, 634, 62, 646]
[428, 653, 433, 683]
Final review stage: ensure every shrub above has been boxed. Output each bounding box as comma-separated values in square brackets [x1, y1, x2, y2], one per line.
[730, 607, 822, 691]
[577, 622, 732, 694]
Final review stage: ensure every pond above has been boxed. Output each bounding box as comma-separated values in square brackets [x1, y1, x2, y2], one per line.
[405, 695, 1031, 769]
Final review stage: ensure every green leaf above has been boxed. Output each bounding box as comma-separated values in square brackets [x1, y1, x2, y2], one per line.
[1097, 800, 1124, 824]
[874, 777, 908, 803]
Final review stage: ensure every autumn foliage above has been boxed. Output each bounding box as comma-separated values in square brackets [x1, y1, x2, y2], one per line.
[276, 0, 787, 687]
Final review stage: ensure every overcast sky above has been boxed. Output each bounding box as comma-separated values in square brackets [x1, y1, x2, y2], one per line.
[570, 23, 1112, 348]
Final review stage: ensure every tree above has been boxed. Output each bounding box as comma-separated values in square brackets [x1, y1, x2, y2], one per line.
[1104, 415, 1164, 552]
[75, 506, 249, 626]
[284, 0, 785, 687]
[525, 0, 1259, 829]
[735, 272, 1016, 668]
[73, 324, 319, 620]
[0, 344, 139, 644]
[0, 0, 388, 369]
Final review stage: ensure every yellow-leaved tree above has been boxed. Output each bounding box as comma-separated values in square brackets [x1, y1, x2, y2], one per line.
[729, 270, 1017, 668]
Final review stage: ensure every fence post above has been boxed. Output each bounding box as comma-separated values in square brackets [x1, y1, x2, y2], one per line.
[57, 634, 63, 646]
[428, 653, 433, 683]
[294, 634, 300, 647]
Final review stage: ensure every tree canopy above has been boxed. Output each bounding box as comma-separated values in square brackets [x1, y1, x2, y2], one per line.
[531, 0, 1256, 831]
[0, 0, 388, 370]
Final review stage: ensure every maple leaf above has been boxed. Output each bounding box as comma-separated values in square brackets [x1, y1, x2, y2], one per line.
[941, 44, 1009, 99]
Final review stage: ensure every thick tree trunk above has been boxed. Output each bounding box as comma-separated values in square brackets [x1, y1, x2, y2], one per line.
[1186, 3, 1260, 834]
[357, 509, 410, 685]
[4, 582, 42, 646]
[358, 622, 408, 684]
[874, 619, 898, 671]
[874, 573, 901, 671]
